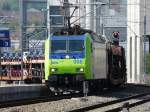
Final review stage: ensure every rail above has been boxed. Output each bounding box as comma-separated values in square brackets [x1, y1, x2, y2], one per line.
[69, 92, 150, 112]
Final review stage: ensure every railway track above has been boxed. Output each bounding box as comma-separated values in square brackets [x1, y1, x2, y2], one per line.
[69, 91, 150, 112]
[0, 83, 149, 111]
[106, 97, 150, 112]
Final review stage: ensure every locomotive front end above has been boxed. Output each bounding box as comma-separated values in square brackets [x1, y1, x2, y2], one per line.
[45, 35, 88, 91]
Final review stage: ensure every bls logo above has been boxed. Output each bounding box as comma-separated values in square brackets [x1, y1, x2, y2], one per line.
[73, 59, 83, 64]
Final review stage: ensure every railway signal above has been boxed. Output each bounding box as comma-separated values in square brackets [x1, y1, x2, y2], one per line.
[112, 31, 119, 45]
[112, 31, 119, 39]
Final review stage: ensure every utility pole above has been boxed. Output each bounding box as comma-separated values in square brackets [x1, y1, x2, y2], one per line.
[19, 0, 24, 81]
[144, 0, 147, 74]
[63, 0, 70, 28]
[149, 36, 150, 53]
[47, 0, 51, 37]
[96, 2, 101, 34]
[0, 47, 1, 81]
[144, 15, 146, 73]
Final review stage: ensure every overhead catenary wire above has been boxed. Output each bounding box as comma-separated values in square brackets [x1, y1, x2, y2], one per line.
[70, 3, 149, 25]
[50, 0, 150, 37]
[51, 0, 150, 26]
[70, 3, 108, 25]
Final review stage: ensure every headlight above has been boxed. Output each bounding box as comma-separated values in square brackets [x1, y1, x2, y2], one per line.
[51, 68, 57, 72]
[65, 55, 69, 59]
[76, 68, 84, 72]
[79, 68, 84, 72]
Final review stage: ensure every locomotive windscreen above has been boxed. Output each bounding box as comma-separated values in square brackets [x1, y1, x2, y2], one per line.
[69, 40, 84, 53]
[51, 40, 84, 53]
[51, 40, 67, 53]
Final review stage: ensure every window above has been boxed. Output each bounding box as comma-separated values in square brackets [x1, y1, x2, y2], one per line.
[51, 39, 85, 53]
[69, 40, 84, 53]
[50, 6, 64, 26]
[51, 40, 67, 53]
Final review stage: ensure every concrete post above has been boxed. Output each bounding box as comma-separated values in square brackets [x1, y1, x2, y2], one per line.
[85, 0, 91, 30]
[127, 36, 132, 83]
[131, 36, 136, 83]
[136, 36, 141, 83]
[79, 0, 86, 28]
[127, 0, 145, 83]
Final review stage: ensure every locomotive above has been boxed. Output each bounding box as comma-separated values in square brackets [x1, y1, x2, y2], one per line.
[45, 25, 126, 93]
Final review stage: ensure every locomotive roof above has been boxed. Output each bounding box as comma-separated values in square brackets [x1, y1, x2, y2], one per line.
[53, 25, 93, 36]
[52, 25, 106, 43]
[51, 35, 86, 40]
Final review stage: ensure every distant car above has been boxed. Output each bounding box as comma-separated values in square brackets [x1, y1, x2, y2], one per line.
[23, 52, 30, 61]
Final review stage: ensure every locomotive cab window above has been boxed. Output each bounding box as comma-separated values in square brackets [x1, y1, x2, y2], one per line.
[69, 40, 84, 53]
[51, 40, 67, 53]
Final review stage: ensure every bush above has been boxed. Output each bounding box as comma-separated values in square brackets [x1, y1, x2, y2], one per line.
[147, 54, 150, 74]
[0, 0, 19, 11]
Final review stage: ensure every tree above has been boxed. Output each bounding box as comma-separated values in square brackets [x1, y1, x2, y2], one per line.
[2, 1, 11, 11]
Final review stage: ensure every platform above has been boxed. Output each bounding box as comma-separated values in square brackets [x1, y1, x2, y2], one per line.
[0, 84, 48, 102]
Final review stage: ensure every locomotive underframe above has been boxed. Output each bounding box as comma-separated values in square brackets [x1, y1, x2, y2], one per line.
[46, 74, 85, 92]
[46, 74, 108, 93]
